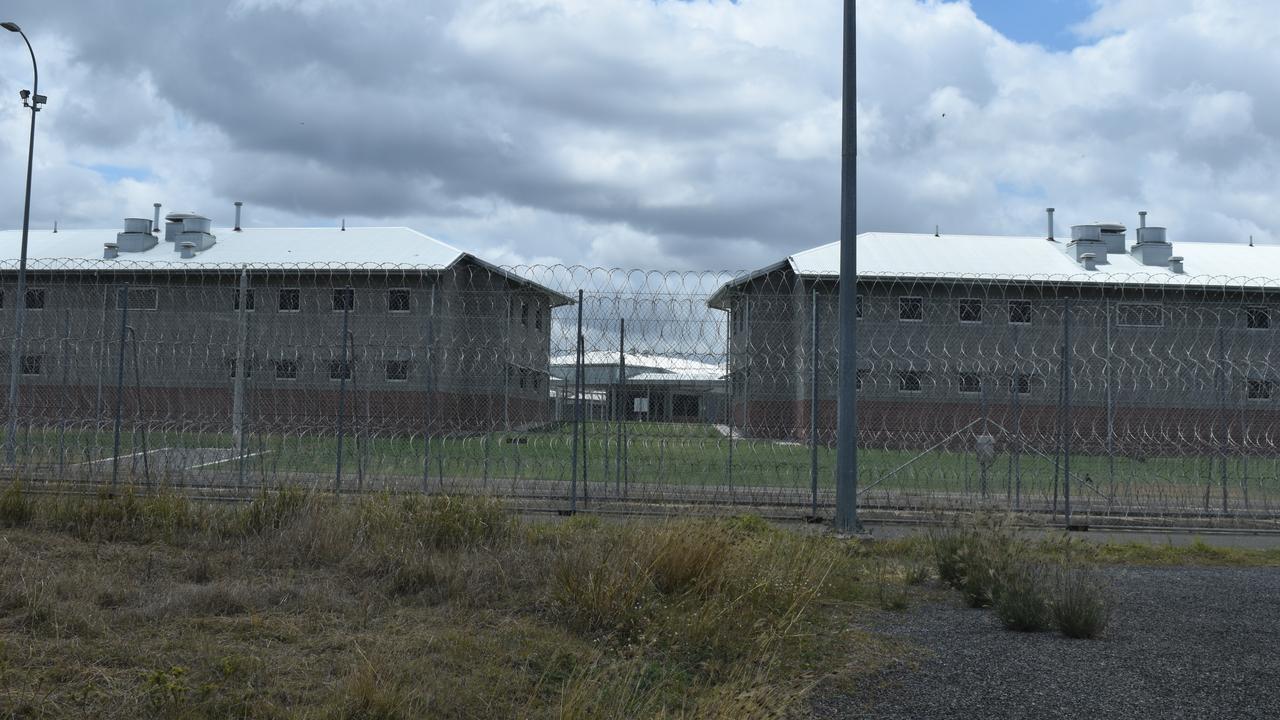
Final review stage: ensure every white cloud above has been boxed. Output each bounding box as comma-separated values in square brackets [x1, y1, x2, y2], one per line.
[1, 0, 1280, 270]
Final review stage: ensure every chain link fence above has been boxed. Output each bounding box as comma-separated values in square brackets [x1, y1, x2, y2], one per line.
[2, 259, 1279, 528]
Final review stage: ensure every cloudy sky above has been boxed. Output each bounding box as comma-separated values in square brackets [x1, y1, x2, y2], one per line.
[1, 0, 1277, 271]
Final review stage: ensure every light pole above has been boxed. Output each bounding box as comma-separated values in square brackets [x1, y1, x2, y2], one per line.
[2, 21, 47, 465]
[834, 0, 860, 532]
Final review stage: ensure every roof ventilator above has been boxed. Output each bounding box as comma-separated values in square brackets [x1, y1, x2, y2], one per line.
[1080, 252, 1097, 271]
[180, 241, 197, 259]
[1131, 225, 1172, 267]
[166, 213, 217, 255]
[116, 217, 158, 252]
[1067, 224, 1113, 264]
[103, 242, 119, 260]
[1168, 256, 1184, 274]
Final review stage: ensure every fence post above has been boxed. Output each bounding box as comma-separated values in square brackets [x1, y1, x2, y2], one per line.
[1217, 325, 1228, 514]
[1105, 299, 1116, 504]
[110, 284, 129, 491]
[334, 285, 351, 494]
[422, 283, 436, 492]
[810, 286, 820, 518]
[617, 317, 627, 496]
[232, 268, 250, 451]
[570, 289, 583, 513]
[1062, 296, 1072, 527]
[57, 309, 70, 479]
[1011, 323, 1021, 510]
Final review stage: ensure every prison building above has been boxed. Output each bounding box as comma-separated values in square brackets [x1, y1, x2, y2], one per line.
[709, 216, 1280, 457]
[549, 351, 726, 424]
[0, 209, 571, 438]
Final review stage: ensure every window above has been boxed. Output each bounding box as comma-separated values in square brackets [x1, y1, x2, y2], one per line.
[1008, 300, 1032, 325]
[232, 288, 255, 312]
[227, 358, 251, 378]
[279, 288, 300, 312]
[332, 288, 355, 312]
[0, 290, 4, 308]
[1247, 379, 1273, 400]
[535, 307, 543, 331]
[388, 288, 411, 313]
[386, 360, 410, 382]
[958, 372, 981, 394]
[274, 359, 298, 380]
[518, 367, 528, 389]
[1013, 373, 1033, 395]
[1117, 303, 1163, 327]
[898, 297, 923, 322]
[957, 298, 982, 324]
[19, 355, 41, 376]
[24, 289, 45, 310]
[124, 287, 158, 311]
[856, 368, 868, 391]
[329, 360, 352, 380]
[856, 294, 863, 319]
[533, 373, 541, 390]
[520, 301, 529, 327]
[898, 370, 922, 393]
[1246, 306, 1270, 330]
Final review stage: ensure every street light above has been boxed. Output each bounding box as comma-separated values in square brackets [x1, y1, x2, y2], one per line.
[2, 21, 47, 465]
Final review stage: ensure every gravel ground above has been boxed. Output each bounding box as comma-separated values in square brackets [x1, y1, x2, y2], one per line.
[812, 566, 1280, 719]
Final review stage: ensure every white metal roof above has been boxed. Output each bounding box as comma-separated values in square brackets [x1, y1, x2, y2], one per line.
[0, 225, 572, 304]
[0, 226, 464, 267]
[710, 232, 1280, 306]
[549, 351, 725, 381]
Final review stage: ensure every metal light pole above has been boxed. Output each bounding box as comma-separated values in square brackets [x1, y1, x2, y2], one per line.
[2, 21, 46, 465]
[834, 0, 861, 532]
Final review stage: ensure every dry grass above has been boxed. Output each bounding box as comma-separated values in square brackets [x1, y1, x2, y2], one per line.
[0, 482, 917, 718]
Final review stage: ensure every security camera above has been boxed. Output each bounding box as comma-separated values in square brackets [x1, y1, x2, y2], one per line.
[18, 89, 29, 101]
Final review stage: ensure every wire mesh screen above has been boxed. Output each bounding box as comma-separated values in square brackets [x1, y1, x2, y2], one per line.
[2, 259, 1279, 527]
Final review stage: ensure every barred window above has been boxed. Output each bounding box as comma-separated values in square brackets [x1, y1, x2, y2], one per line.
[520, 301, 529, 327]
[957, 298, 982, 324]
[232, 288, 255, 312]
[1008, 300, 1032, 325]
[388, 288, 411, 313]
[279, 288, 300, 312]
[518, 367, 528, 389]
[535, 307, 543, 330]
[329, 360, 352, 380]
[1117, 303, 1163, 327]
[856, 368, 868, 391]
[332, 288, 355, 312]
[1246, 306, 1270, 330]
[386, 360, 410, 382]
[123, 287, 158, 311]
[856, 294, 863, 320]
[899, 297, 924, 322]
[958, 372, 982, 394]
[25, 288, 45, 310]
[1247, 379, 1273, 400]
[19, 355, 41, 376]
[274, 359, 298, 380]
[226, 358, 251, 378]
[1013, 373, 1033, 395]
[898, 370, 922, 393]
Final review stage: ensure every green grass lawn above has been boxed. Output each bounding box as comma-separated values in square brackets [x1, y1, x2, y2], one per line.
[7, 421, 1277, 509]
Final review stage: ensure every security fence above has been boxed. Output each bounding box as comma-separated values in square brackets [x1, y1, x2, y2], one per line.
[2, 260, 1279, 528]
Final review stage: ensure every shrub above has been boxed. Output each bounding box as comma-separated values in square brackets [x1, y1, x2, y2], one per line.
[992, 562, 1052, 632]
[1052, 566, 1112, 639]
[927, 522, 973, 590]
[0, 482, 32, 528]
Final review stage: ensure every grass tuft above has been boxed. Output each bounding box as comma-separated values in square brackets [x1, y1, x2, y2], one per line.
[991, 562, 1053, 632]
[1052, 565, 1112, 639]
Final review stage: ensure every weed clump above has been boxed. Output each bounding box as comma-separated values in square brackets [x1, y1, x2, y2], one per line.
[1052, 565, 1112, 639]
[991, 562, 1052, 632]
[0, 482, 33, 527]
